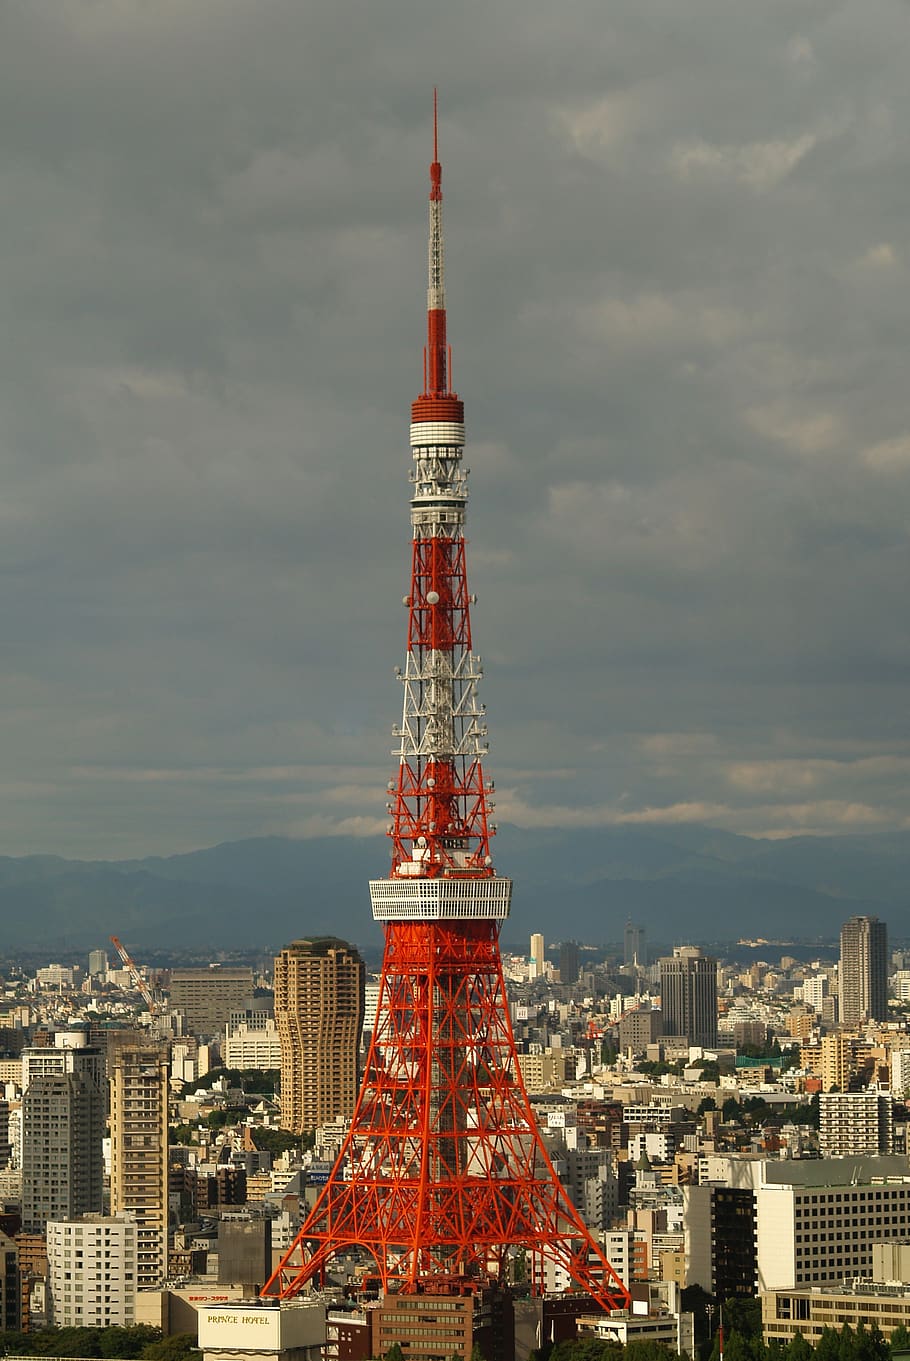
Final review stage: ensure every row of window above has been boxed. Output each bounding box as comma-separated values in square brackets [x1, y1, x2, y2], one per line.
[796, 1216, 909, 1238]
[382, 1302, 468, 1316]
[379, 1325, 467, 1338]
[796, 1189, 909, 1204]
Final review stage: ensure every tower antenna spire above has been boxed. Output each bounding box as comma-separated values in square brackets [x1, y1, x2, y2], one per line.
[425, 89, 447, 395]
[433, 85, 439, 164]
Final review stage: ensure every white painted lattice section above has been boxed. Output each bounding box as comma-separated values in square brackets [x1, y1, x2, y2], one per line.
[393, 650, 487, 759]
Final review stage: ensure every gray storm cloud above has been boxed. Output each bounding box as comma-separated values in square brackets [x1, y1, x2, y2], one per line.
[0, 0, 908, 855]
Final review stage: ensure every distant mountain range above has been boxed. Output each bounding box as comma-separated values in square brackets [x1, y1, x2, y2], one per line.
[1, 824, 908, 958]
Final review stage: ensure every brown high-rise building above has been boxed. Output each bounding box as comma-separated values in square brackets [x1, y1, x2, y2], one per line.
[274, 938, 364, 1135]
[108, 1033, 169, 1288]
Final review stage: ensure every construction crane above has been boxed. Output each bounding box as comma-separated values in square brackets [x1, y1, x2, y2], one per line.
[109, 935, 158, 1016]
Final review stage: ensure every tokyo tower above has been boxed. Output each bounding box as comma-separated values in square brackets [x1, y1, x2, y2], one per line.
[262, 96, 630, 1313]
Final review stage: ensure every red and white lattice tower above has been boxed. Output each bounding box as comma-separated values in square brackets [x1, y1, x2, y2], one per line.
[262, 95, 630, 1311]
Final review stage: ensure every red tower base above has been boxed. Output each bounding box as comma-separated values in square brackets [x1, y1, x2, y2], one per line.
[263, 919, 630, 1312]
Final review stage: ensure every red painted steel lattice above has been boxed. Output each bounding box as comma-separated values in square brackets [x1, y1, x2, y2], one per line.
[261, 95, 630, 1314]
[263, 922, 629, 1307]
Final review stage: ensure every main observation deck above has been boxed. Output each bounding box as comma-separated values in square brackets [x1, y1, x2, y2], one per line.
[370, 874, 512, 921]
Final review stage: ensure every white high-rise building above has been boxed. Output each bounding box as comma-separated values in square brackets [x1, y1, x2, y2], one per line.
[87, 950, 108, 979]
[48, 1216, 137, 1326]
[529, 933, 545, 981]
[801, 974, 829, 1012]
[892, 1047, 910, 1098]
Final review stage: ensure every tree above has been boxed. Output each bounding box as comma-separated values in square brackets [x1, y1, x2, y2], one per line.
[890, 1325, 910, 1355]
[250, 1125, 301, 1156]
[720, 1331, 753, 1361]
[103, 1327, 162, 1358]
[625, 1341, 677, 1361]
[384, 1345, 405, 1361]
[550, 1340, 609, 1361]
[7, 1325, 165, 1358]
[723, 1297, 763, 1341]
[681, 1283, 715, 1345]
[852, 1323, 889, 1361]
[787, 1331, 813, 1361]
[140, 1337, 200, 1361]
[815, 1328, 841, 1361]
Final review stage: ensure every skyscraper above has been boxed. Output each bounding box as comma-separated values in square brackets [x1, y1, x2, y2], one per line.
[273, 937, 364, 1135]
[108, 1033, 169, 1288]
[529, 932, 545, 980]
[20, 1034, 104, 1233]
[659, 946, 718, 1048]
[87, 949, 108, 978]
[624, 921, 646, 968]
[840, 915, 888, 1027]
[559, 940, 580, 985]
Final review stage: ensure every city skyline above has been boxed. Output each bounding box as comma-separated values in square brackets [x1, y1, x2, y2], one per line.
[2, 4, 910, 863]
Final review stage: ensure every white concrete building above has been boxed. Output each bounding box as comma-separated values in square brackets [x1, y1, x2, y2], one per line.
[48, 1215, 137, 1326]
[577, 1282, 694, 1356]
[629, 1131, 675, 1165]
[35, 965, 76, 990]
[223, 1018, 282, 1070]
[362, 983, 381, 1036]
[892, 1048, 910, 1099]
[623, 1103, 685, 1125]
[600, 1229, 633, 1288]
[701, 1154, 910, 1290]
[802, 975, 830, 1012]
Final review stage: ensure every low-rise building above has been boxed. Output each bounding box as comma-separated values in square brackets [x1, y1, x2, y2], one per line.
[763, 1280, 910, 1348]
[223, 1016, 282, 1071]
[515, 1050, 571, 1093]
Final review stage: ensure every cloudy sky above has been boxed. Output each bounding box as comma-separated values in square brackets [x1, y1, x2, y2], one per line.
[1, 0, 909, 858]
